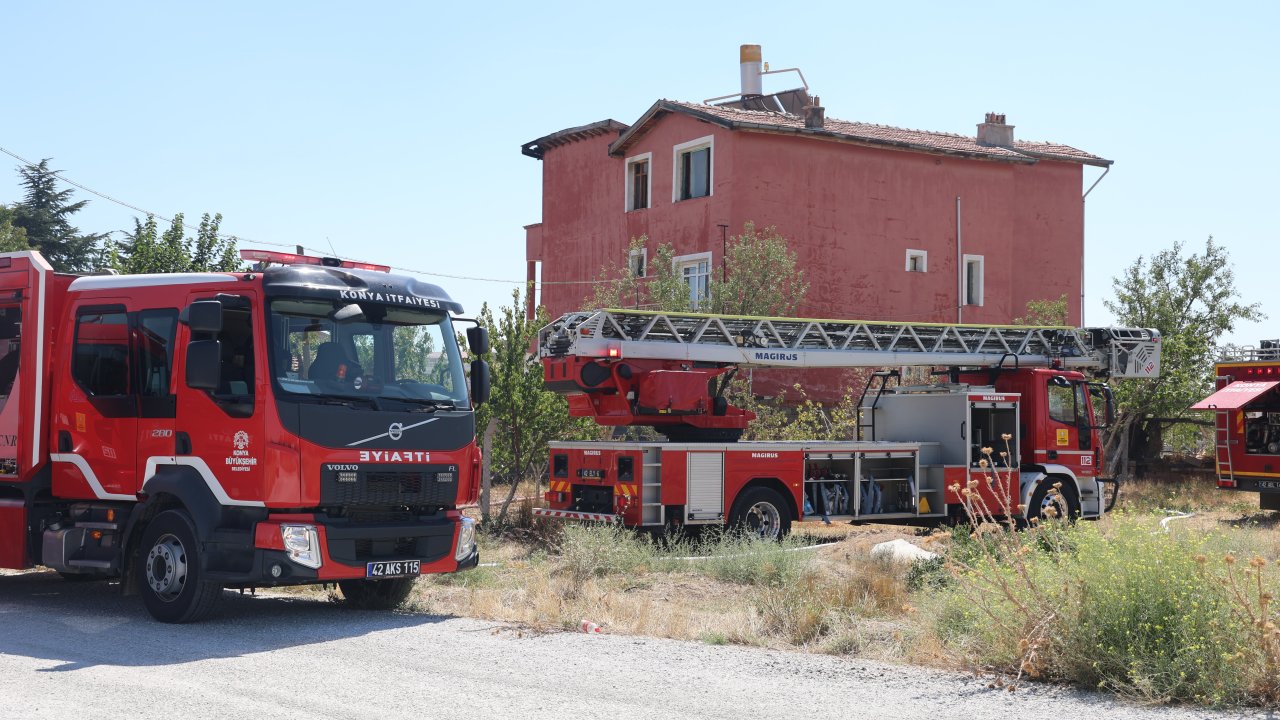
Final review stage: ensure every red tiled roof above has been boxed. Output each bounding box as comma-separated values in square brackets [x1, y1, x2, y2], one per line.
[606, 100, 1111, 167]
[522, 119, 628, 159]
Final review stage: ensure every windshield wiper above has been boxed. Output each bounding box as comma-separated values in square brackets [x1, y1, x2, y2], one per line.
[397, 398, 458, 412]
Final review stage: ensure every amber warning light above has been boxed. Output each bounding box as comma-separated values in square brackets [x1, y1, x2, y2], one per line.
[240, 249, 391, 273]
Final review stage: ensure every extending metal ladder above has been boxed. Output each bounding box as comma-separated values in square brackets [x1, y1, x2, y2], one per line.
[540, 309, 1161, 379]
[1215, 410, 1236, 484]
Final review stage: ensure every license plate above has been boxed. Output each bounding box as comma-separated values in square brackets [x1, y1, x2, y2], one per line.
[1259, 480, 1280, 490]
[579, 469, 604, 479]
[366, 560, 420, 578]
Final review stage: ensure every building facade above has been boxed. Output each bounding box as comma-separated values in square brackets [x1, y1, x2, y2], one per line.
[522, 71, 1110, 398]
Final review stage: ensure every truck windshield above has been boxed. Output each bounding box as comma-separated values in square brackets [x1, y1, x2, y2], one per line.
[267, 297, 468, 407]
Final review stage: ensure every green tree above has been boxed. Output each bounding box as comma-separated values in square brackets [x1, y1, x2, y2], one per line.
[111, 213, 241, 274]
[1102, 237, 1263, 475]
[0, 205, 32, 253]
[590, 237, 690, 311]
[589, 222, 809, 317]
[709, 222, 808, 316]
[11, 159, 105, 271]
[474, 288, 596, 523]
[1014, 294, 1069, 326]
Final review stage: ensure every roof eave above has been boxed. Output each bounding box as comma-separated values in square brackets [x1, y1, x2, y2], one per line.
[522, 119, 628, 160]
[1013, 148, 1114, 168]
[609, 100, 737, 157]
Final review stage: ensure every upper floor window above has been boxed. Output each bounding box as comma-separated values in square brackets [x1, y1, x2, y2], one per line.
[625, 153, 651, 211]
[964, 254, 984, 306]
[673, 136, 713, 202]
[675, 252, 712, 308]
[905, 249, 927, 273]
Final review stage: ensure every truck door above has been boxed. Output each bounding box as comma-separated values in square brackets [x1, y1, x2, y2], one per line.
[134, 308, 180, 484]
[0, 302, 22, 481]
[53, 303, 138, 500]
[171, 293, 265, 507]
[1045, 378, 1093, 474]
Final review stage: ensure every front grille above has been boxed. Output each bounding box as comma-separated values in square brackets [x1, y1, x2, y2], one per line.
[367, 472, 423, 495]
[353, 537, 420, 560]
[321, 464, 458, 507]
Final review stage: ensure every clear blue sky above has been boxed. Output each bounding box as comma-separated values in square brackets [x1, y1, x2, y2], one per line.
[2, 1, 1274, 344]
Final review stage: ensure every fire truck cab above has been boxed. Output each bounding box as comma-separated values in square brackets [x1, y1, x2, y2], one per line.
[0, 250, 488, 622]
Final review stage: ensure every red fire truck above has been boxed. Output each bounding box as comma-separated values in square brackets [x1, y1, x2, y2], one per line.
[0, 249, 489, 622]
[535, 310, 1161, 536]
[1192, 341, 1280, 510]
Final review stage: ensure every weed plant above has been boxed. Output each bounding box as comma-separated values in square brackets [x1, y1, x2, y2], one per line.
[932, 437, 1280, 706]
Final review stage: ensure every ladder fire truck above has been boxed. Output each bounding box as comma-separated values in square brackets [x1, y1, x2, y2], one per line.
[0, 249, 488, 622]
[534, 309, 1161, 536]
[1192, 340, 1280, 510]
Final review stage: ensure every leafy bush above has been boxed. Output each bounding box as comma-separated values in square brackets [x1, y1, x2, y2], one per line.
[934, 517, 1279, 706]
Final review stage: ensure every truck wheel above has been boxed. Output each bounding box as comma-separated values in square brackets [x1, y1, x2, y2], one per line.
[338, 577, 417, 610]
[1026, 478, 1081, 524]
[137, 510, 222, 623]
[729, 487, 792, 540]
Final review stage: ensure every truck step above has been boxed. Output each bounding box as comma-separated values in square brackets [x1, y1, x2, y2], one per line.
[67, 559, 114, 569]
[75, 521, 120, 531]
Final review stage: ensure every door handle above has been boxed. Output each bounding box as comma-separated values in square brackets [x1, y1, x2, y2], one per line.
[57, 431, 72, 453]
[175, 432, 192, 455]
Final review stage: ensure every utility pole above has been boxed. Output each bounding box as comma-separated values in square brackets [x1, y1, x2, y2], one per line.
[718, 223, 729, 283]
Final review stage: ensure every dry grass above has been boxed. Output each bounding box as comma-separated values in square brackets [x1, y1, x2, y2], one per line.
[405, 527, 920, 662]
[273, 471, 1280, 707]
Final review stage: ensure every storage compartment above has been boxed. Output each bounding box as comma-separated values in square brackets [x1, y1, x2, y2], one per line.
[968, 406, 1019, 467]
[0, 499, 28, 569]
[802, 445, 943, 520]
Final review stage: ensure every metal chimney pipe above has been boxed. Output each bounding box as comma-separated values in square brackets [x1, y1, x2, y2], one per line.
[740, 44, 762, 96]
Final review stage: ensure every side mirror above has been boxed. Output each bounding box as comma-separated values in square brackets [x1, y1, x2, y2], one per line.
[186, 339, 222, 390]
[182, 300, 223, 334]
[470, 359, 490, 406]
[467, 326, 490, 356]
[1087, 383, 1116, 428]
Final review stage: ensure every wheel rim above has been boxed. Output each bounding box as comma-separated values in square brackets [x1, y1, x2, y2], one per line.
[745, 501, 782, 539]
[1037, 489, 1068, 521]
[146, 533, 188, 601]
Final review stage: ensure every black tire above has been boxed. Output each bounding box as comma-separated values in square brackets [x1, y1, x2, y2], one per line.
[337, 577, 417, 610]
[1026, 477, 1081, 524]
[137, 509, 222, 623]
[728, 486, 792, 540]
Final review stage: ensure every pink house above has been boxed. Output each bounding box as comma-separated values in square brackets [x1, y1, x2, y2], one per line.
[522, 47, 1111, 397]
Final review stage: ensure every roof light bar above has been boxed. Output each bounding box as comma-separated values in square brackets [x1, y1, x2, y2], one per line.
[239, 249, 390, 273]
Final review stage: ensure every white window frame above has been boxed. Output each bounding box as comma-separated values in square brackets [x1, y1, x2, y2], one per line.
[905, 249, 928, 273]
[672, 135, 714, 203]
[624, 152, 652, 212]
[963, 254, 985, 306]
[674, 251, 713, 308]
[628, 247, 648, 278]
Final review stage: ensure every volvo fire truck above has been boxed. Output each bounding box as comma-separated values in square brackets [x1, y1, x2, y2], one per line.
[535, 309, 1161, 536]
[0, 249, 488, 622]
[1192, 340, 1280, 510]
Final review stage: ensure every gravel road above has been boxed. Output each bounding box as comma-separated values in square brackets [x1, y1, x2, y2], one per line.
[0, 570, 1263, 720]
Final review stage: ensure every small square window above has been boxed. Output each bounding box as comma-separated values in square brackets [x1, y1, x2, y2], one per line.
[628, 247, 647, 278]
[905, 249, 927, 273]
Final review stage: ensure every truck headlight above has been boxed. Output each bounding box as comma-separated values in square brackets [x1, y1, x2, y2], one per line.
[280, 524, 322, 569]
[454, 517, 476, 562]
